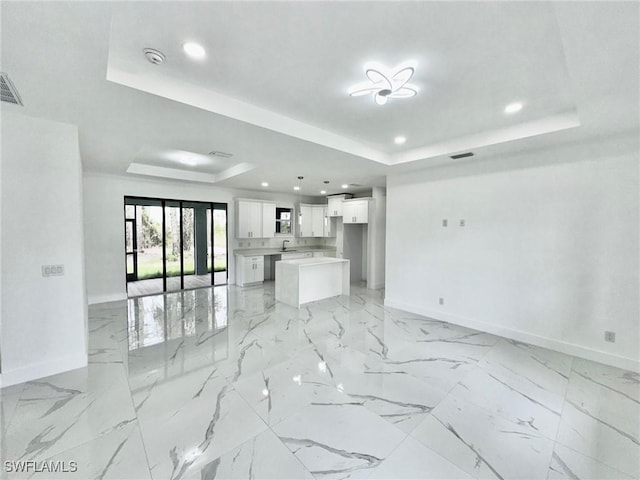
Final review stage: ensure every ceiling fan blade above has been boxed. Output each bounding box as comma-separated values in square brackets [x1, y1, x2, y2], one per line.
[389, 86, 417, 98]
[366, 69, 391, 89]
[348, 85, 380, 97]
[391, 67, 414, 88]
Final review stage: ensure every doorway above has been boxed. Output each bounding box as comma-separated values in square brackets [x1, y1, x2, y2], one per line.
[124, 197, 228, 297]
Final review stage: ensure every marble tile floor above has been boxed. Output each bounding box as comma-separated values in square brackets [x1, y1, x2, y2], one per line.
[1, 282, 638, 480]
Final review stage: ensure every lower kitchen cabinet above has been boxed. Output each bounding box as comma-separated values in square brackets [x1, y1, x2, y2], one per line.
[236, 255, 264, 286]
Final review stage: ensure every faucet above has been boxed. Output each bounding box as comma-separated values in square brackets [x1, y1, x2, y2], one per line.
[282, 239, 290, 251]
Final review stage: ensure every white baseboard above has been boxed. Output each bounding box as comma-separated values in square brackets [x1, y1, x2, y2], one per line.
[0, 354, 88, 388]
[384, 298, 640, 373]
[88, 292, 127, 305]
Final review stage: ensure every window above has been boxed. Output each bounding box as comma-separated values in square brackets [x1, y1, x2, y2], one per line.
[276, 207, 292, 234]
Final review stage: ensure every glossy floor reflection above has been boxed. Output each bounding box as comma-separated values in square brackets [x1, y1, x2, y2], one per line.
[1, 283, 638, 479]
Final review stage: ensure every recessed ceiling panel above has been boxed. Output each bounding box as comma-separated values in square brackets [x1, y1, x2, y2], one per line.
[129, 146, 255, 184]
[107, 2, 579, 164]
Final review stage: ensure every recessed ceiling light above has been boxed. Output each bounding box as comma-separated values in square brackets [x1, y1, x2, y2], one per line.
[261, 182, 269, 187]
[394, 136, 406, 145]
[320, 190, 326, 194]
[180, 157, 198, 166]
[293, 186, 300, 191]
[183, 42, 206, 59]
[504, 102, 523, 114]
[341, 184, 349, 189]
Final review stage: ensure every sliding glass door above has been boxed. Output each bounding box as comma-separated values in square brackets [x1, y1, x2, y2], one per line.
[208, 204, 227, 286]
[164, 201, 182, 292]
[124, 197, 228, 297]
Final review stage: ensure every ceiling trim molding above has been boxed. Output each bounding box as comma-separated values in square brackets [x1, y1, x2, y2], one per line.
[389, 110, 581, 165]
[108, 61, 581, 170]
[126, 161, 255, 184]
[107, 66, 390, 165]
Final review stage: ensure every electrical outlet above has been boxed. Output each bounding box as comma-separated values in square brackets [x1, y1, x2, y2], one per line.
[442, 219, 448, 227]
[439, 297, 444, 305]
[261, 241, 265, 246]
[247, 242, 251, 247]
[239, 242, 244, 247]
[604, 331, 616, 343]
[460, 219, 466, 227]
[42, 264, 64, 277]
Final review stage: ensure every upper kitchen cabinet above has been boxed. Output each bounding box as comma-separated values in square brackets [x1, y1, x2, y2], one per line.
[299, 204, 314, 237]
[236, 199, 276, 238]
[322, 206, 334, 237]
[299, 204, 334, 237]
[327, 194, 353, 217]
[342, 199, 369, 224]
[261, 202, 276, 237]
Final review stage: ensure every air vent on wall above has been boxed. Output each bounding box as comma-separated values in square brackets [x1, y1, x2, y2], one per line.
[1, 73, 23, 106]
[450, 152, 474, 160]
[208, 150, 233, 158]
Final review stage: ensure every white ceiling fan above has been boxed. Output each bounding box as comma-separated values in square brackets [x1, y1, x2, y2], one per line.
[348, 62, 418, 105]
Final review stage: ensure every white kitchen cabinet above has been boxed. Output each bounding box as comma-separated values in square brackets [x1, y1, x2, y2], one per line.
[327, 194, 352, 217]
[342, 199, 369, 224]
[236, 255, 264, 286]
[311, 206, 325, 238]
[299, 204, 330, 237]
[236, 200, 276, 238]
[261, 202, 276, 237]
[299, 204, 313, 237]
[322, 206, 335, 237]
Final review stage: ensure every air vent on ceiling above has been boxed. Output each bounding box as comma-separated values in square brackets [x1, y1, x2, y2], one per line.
[208, 150, 233, 158]
[348, 183, 363, 187]
[450, 152, 474, 160]
[1, 73, 23, 106]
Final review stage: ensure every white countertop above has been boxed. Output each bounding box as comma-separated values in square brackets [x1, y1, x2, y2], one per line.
[234, 247, 336, 257]
[277, 257, 348, 267]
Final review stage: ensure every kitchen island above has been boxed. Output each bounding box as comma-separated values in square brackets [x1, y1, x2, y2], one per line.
[234, 246, 337, 286]
[275, 257, 350, 308]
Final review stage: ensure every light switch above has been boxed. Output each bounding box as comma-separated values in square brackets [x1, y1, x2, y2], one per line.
[42, 264, 64, 277]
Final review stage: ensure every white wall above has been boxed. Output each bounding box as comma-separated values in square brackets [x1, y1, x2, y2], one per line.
[1, 112, 87, 387]
[368, 187, 386, 289]
[385, 136, 639, 372]
[83, 172, 323, 304]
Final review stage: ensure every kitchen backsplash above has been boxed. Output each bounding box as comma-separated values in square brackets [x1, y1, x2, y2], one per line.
[232, 236, 337, 250]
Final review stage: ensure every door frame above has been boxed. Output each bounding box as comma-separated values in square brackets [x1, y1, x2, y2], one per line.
[125, 218, 138, 282]
[124, 196, 229, 296]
